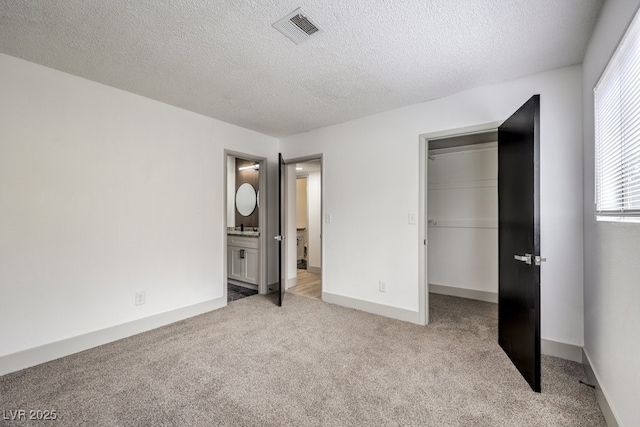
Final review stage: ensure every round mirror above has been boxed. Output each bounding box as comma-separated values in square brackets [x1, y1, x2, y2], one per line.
[236, 183, 257, 216]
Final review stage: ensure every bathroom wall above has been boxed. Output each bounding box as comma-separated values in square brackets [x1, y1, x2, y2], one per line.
[296, 177, 308, 229]
[234, 158, 259, 228]
[285, 164, 298, 288]
[227, 155, 236, 227]
[307, 170, 322, 273]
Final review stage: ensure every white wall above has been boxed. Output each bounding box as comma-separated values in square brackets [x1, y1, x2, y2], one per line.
[281, 65, 584, 347]
[307, 170, 322, 272]
[227, 155, 236, 227]
[0, 53, 278, 360]
[428, 145, 498, 294]
[296, 177, 308, 229]
[582, 0, 640, 425]
[285, 164, 297, 288]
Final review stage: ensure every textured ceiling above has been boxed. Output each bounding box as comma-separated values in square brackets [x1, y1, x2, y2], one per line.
[0, 0, 603, 137]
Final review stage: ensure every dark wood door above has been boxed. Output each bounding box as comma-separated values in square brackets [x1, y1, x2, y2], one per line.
[498, 95, 541, 392]
[278, 153, 285, 307]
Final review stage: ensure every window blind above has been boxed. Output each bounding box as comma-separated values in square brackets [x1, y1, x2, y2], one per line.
[595, 8, 640, 220]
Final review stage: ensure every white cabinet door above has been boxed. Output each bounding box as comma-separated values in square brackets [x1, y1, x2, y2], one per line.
[228, 246, 244, 282]
[243, 248, 260, 284]
[228, 237, 260, 285]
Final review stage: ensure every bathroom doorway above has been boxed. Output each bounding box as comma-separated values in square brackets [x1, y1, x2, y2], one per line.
[224, 151, 267, 303]
[284, 158, 322, 300]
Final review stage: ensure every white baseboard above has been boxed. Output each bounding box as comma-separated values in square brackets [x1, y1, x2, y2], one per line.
[267, 282, 279, 293]
[583, 349, 620, 427]
[322, 292, 422, 325]
[286, 277, 297, 290]
[430, 283, 498, 303]
[307, 266, 321, 275]
[541, 338, 582, 363]
[0, 296, 226, 377]
[430, 285, 581, 363]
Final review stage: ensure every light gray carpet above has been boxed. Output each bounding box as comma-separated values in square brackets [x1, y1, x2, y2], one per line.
[0, 293, 605, 426]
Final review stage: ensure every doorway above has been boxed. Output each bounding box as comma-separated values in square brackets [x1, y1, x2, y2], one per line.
[418, 122, 502, 325]
[282, 158, 322, 300]
[420, 95, 543, 392]
[224, 151, 267, 303]
[426, 134, 499, 304]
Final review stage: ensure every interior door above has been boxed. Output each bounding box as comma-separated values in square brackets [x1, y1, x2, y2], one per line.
[277, 153, 285, 306]
[498, 95, 541, 392]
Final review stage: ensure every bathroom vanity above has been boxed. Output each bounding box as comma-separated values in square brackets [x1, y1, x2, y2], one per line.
[227, 233, 260, 287]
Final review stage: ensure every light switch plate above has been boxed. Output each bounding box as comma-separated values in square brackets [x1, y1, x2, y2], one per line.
[408, 213, 416, 225]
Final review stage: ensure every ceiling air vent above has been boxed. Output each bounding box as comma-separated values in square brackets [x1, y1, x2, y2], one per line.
[272, 8, 323, 45]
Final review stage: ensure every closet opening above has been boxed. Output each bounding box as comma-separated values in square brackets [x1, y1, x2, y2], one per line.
[427, 131, 499, 306]
[419, 124, 502, 325]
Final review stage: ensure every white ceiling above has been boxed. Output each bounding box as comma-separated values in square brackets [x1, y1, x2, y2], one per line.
[0, 0, 603, 137]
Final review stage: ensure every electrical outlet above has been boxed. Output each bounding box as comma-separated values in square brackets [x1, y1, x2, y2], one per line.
[135, 291, 146, 306]
[379, 281, 387, 293]
[325, 213, 332, 224]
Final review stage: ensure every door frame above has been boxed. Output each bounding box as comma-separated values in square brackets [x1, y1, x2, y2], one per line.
[224, 150, 268, 300]
[281, 154, 324, 300]
[418, 121, 503, 325]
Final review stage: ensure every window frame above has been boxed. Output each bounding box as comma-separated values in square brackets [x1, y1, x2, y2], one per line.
[594, 6, 640, 223]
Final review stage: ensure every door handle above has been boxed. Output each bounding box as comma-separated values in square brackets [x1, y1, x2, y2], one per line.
[274, 235, 283, 241]
[514, 254, 532, 265]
